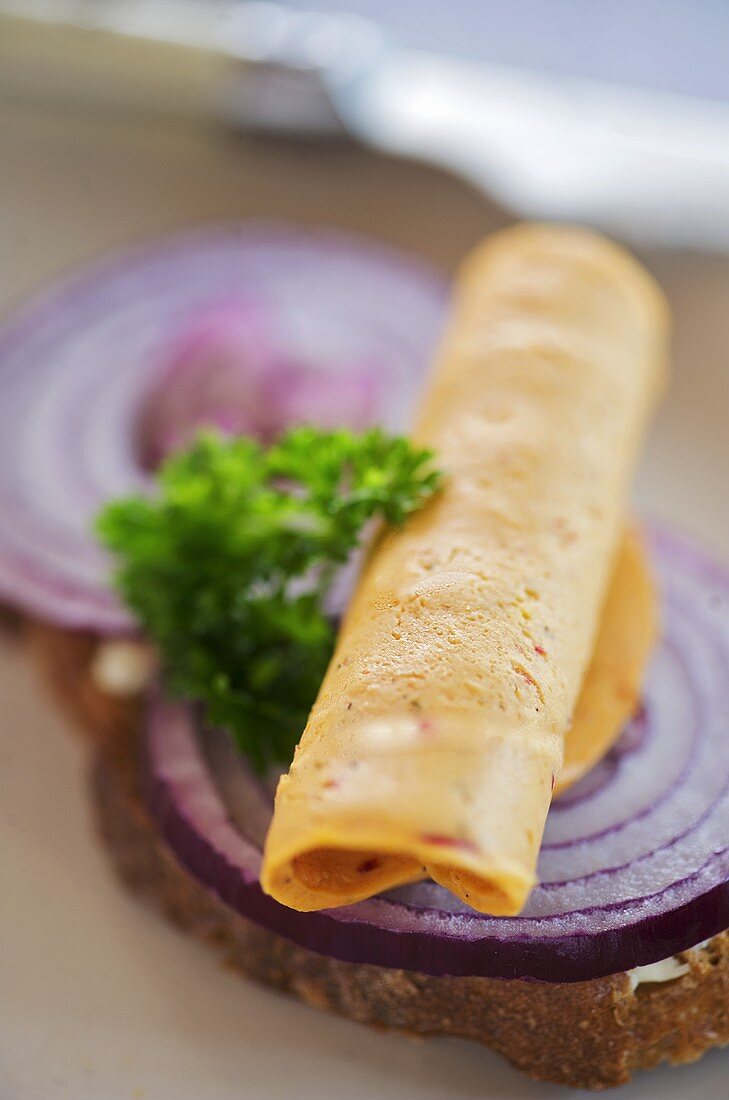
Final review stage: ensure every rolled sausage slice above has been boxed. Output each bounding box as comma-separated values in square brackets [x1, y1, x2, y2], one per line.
[261, 224, 668, 915]
[555, 526, 657, 795]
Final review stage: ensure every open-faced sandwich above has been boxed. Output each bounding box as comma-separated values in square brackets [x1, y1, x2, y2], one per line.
[1, 223, 727, 1090]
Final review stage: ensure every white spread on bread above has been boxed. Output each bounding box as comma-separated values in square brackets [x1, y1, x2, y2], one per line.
[627, 957, 691, 990]
[627, 939, 714, 990]
[261, 224, 668, 916]
[91, 639, 156, 695]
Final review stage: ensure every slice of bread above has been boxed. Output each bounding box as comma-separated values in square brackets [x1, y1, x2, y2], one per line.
[29, 622, 729, 1090]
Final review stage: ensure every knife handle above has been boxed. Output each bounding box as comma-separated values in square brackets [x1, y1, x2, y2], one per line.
[0, 1, 224, 122]
[0, 0, 381, 137]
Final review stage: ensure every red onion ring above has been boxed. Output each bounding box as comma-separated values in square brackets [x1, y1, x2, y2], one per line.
[0, 225, 446, 631]
[143, 527, 729, 982]
[139, 296, 388, 466]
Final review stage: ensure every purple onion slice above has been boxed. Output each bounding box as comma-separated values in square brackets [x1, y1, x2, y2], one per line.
[144, 527, 729, 983]
[0, 224, 445, 631]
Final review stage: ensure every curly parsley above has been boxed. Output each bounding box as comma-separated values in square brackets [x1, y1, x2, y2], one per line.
[97, 427, 441, 771]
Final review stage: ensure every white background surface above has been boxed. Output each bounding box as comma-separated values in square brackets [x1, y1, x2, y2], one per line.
[1, 101, 728, 1098]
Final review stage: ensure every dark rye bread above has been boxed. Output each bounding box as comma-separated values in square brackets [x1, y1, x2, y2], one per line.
[29, 622, 729, 1090]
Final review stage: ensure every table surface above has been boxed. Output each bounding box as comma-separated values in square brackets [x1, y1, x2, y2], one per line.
[1, 100, 728, 1099]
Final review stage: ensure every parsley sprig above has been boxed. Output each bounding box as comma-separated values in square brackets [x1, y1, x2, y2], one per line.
[97, 427, 441, 771]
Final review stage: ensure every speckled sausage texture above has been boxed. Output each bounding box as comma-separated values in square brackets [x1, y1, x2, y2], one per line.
[262, 225, 668, 916]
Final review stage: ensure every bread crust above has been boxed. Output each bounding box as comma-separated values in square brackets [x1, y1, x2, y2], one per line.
[29, 622, 729, 1089]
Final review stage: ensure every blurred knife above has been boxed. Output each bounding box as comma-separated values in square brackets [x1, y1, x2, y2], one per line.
[4, 0, 729, 250]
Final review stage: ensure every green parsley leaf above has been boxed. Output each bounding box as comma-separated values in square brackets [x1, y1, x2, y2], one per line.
[97, 427, 442, 772]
